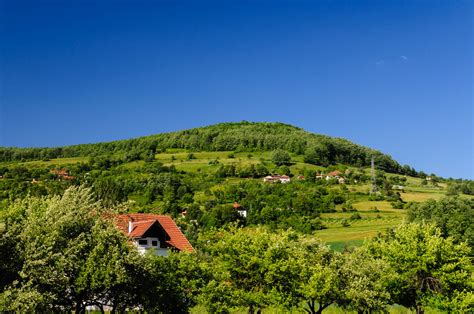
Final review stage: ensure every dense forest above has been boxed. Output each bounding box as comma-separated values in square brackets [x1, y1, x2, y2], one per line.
[0, 122, 473, 313]
[0, 122, 415, 175]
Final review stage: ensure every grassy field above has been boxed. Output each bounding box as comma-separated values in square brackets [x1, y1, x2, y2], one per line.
[400, 191, 445, 202]
[317, 199, 407, 249]
[2, 151, 458, 251]
[316, 219, 402, 243]
[155, 150, 326, 175]
[14, 157, 89, 167]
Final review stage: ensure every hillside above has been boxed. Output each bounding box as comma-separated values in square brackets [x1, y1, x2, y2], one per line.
[2, 122, 472, 251]
[1, 122, 473, 314]
[0, 122, 411, 175]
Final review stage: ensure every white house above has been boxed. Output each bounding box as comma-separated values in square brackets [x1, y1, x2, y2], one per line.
[115, 214, 193, 256]
[324, 170, 345, 184]
[233, 202, 248, 218]
[263, 175, 291, 183]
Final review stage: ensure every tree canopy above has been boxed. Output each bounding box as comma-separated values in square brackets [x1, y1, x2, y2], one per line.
[0, 122, 407, 174]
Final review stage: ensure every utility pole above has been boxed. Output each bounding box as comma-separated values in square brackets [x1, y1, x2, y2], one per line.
[370, 156, 377, 195]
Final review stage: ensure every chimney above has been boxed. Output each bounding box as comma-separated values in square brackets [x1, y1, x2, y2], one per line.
[128, 221, 133, 234]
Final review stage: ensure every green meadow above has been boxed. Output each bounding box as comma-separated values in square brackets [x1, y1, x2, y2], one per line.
[0, 149, 459, 250]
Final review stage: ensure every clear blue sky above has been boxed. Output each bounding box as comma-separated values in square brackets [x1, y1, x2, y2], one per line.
[0, 0, 472, 179]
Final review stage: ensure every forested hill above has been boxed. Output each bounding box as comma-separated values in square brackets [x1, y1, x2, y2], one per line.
[0, 122, 413, 174]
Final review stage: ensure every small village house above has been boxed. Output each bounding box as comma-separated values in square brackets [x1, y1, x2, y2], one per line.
[115, 214, 193, 256]
[50, 168, 76, 180]
[323, 170, 345, 184]
[233, 202, 247, 218]
[325, 170, 342, 180]
[263, 175, 291, 183]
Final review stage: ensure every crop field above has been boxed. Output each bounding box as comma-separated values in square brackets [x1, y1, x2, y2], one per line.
[400, 191, 445, 202]
[317, 218, 402, 244]
[3, 157, 89, 167]
[317, 198, 408, 250]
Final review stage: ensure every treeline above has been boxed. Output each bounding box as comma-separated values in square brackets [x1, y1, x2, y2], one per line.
[0, 187, 472, 313]
[0, 122, 414, 175]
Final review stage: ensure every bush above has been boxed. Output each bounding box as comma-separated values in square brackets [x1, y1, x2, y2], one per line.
[271, 149, 291, 166]
[370, 206, 380, 212]
[391, 200, 404, 209]
[350, 213, 362, 220]
[341, 219, 351, 227]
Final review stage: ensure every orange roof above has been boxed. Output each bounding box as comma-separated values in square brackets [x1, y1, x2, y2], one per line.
[233, 202, 241, 209]
[115, 214, 193, 252]
[327, 170, 342, 177]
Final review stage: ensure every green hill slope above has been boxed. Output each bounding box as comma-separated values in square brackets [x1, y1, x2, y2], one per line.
[0, 121, 414, 175]
[1, 122, 472, 251]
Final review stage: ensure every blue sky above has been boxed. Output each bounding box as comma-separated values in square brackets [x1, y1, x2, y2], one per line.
[0, 0, 472, 179]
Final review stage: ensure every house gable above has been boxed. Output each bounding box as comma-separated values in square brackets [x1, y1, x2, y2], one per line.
[115, 214, 193, 252]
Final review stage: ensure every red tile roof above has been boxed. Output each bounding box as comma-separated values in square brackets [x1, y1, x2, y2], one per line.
[115, 214, 193, 252]
[327, 170, 342, 177]
[128, 220, 157, 237]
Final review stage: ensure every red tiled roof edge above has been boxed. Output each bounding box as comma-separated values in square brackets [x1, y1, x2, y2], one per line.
[156, 216, 194, 252]
[114, 214, 193, 252]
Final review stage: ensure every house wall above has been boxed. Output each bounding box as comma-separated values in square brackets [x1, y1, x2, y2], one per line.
[133, 237, 169, 256]
[237, 209, 247, 218]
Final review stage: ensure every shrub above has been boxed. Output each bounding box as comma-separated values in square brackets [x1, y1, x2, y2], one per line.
[341, 219, 351, 227]
[350, 213, 362, 220]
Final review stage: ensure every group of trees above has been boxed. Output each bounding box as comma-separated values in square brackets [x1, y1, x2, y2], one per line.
[0, 187, 206, 313]
[446, 181, 474, 196]
[407, 197, 474, 251]
[0, 187, 473, 313]
[198, 223, 472, 314]
[193, 180, 346, 232]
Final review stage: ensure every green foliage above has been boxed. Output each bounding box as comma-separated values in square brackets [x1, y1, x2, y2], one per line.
[199, 227, 289, 312]
[200, 228, 393, 314]
[350, 212, 361, 220]
[304, 143, 332, 167]
[0, 186, 135, 311]
[1, 123, 473, 314]
[341, 219, 351, 227]
[447, 181, 474, 195]
[336, 248, 392, 312]
[407, 197, 474, 251]
[0, 186, 202, 313]
[271, 149, 291, 166]
[200, 204, 244, 229]
[0, 122, 406, 174]
[366, 223, 473, 312]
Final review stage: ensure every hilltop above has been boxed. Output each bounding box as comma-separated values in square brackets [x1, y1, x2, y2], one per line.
[0, 121, 412, 175]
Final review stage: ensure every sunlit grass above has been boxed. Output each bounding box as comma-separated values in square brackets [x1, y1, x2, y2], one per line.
[22, 157, 88, 166]
[400, 192, 445, 202]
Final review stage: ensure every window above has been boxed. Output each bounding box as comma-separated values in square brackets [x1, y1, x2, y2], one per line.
[138, 239, 147, 246]
[151, 240, 158, 247]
